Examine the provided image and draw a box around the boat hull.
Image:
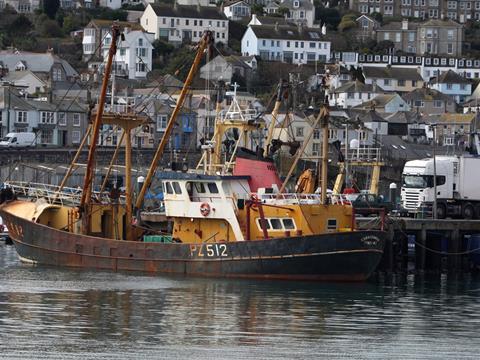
[1,209,385,281]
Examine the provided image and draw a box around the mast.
[135,31,213,210]
[320,101,329,205]
[263,79,287,158]
[80,24,120,212]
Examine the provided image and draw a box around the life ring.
[200,202,211,216]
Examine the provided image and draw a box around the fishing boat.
[0,27,385,281]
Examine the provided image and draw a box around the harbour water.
[1,243,480,359]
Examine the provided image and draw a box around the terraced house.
[141,3,229,45]
[241,24,330,64]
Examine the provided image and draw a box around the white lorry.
[401,156,480,219]
[0,132,36,148]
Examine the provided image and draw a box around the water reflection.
[1,244,480,359]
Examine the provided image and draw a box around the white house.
[102,29,154,80]
[1,70,47,95]
[354,93,412,113]
[329,80,384,109]
[223,0,251,20]
[140,4,229,45]
[199,55,256,82]
[241,24,330,65]
[98,0,122,9]
[430,69,472,104]
[280,0,316,28]
[175,0,217,6]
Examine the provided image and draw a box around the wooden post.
[448,228,460,273]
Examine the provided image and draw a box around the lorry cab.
[0,132,36,148]
[401,157,457,212]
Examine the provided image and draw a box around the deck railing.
[4,181,124,206]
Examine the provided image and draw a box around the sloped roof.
[377,21,419,31]
[249,25,327,41]
[433,113,476,124]
[402,87,452,102]
[151,4,227,20]
[362,66,423,81]
[87,19,144,31]
[281,0,314,10]
[422,19,462,27]
[385,111,419,124]
[253,16,295,26]
[356,109,386,123]
[333,80,383,94]
[432,69,470,84]
[354,94,399,109]
[0,50,78,77]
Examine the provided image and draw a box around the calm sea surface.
[1,242,480,359]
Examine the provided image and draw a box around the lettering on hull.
[190,244,228,258]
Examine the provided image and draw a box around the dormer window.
[294,0,299,7]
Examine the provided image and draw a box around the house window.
[156,115,168,131]
[313,130,320,139]
[414,100,424,107]
[40,129,53,144]
[447,83,453,90]
[41,112,55,124]
[296,127,304,137]
[328,129,337,140]
[136,48,147,57]
[16,111,27,123]
[384,79,391,86]
[433,100,443,108]
[57,112,66,126]
[72,130,81,144]
[136,63,146,72]
[447,43,453,54]
[52,68,62,81]
[398,80,406,86]
[120,48,126,56]
[73,113,81,126]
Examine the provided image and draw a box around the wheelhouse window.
[194,182,206,193]
[256,218,297,232]
[172,182,182,194]
[270,218,282,230]
[166,182,173,194]
[282,218,295,229]
[207,182,219,193]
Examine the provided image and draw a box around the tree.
[370,12,383,24]
[315,7,341,29]
[43,0,60,19]
[338,19,356,32]
[251,4,264,16]
[41,19,63,37]
[152,39,174,57]
[8,15,34,37]
[277,7,289,16]
[374,40,395,52]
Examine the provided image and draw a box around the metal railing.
[256,193,351,206]
[4,181,124,206]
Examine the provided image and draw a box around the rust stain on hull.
[1,208,386,282]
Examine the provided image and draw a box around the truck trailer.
[401,156,480,219]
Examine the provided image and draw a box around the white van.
[0,132,36,148]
